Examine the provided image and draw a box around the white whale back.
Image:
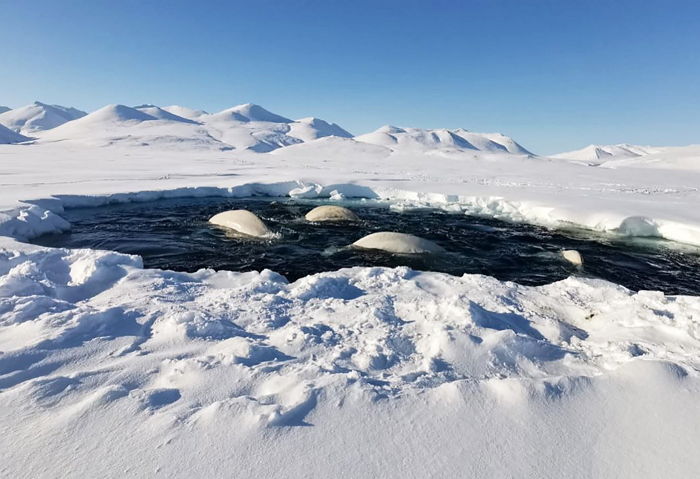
[305,205,360,222]
[209,210,273,238]
[352,232,444,254]
[562,249,583,266]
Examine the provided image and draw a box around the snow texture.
[1,239,699,478]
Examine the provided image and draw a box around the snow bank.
[1,238,699,477]
[2,177,700,249]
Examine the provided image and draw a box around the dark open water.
[31,197,700,295]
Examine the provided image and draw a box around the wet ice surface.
[32,197,700,295]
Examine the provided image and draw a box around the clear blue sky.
[1,0,699,154]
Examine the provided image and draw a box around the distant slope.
[0,106,10,114]
[48,104,157,129]
[552,144,660,164]
[0,101,86,134]
[597,144,700,170]
[0,123,30,144]
[7,101,537,156]
[287,117,352,142]
[355,126,532,155]
[270,135,391,160]
[134,105,199,124]
[207,103,292,124]
[31,102,353,152]
[38,104,228,150]
[162,105,208,119]
[202,104,352,152]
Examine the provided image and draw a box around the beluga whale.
[209,210,275,238]
[352,232,445,254]
[561,249,583,266]
[305,205,360,222]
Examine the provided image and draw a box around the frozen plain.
[1,103,699,478]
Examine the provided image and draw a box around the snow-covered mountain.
[4,100,540,156]
[38,104,228,149]
[284,117,351,142]
[0,106,11,114]
[552,144,660,164]
[162,105,208,120]
[31,102,354,152]
[207,103,292,123]
[202,103,352,152]
[355,126,532,155]
[0,123,30,144]
[134,104,199,124]
[0,101,86,134]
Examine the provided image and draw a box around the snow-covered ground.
[1,102,699,478]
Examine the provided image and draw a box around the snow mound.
[0,123,30,144]
[356,126,532,154]
[162,105,208,119]
[134,105,199,124]
[0,101,86,134]
[552,144,661,164]
[207,103,292,123]
[287,117,353,142]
